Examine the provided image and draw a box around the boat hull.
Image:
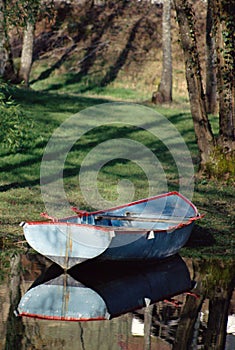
[21,192,201,268]
[23,220,195,268]
[99,223,195,262]
[23,222,115,269]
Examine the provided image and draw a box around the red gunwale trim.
[90,191,198,216]
[18,312,106,321]
[60,192,198,221]
[26,192,201,234]
[25,216,202,235]
[26,221,113,232]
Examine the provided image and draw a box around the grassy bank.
[0,84,234,261]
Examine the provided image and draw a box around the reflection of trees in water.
[4,254,25,350]
[197,259,235,350]
[3,253,49,350]
[134,258,235,350]
[2,254,235,349]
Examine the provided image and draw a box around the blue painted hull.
[99,222,195,261]
[21,192,202,268]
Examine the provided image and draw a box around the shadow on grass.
[185,225,216,248]
[0,119,179,193]
[29,1,162,95]
[0,88,115,192]
[31,1,132,90]
[2,87,192,195]
[30,44,78,86]
[12,87,109,113]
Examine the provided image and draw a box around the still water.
[1,252,234,350]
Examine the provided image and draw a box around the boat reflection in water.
[17,254,193,321]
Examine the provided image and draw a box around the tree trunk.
[5,255,25,350]
[144,304,154,350]
[18,21,35,87]
[172,294,205,350]
[211,0,235,150]
[0,0,15,81]
[204,288,233,350]
[152,0,172,104]
[173,0,214,169]
[205,0,217,114]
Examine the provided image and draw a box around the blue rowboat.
[16,254,193,321]
[21,192,203,269]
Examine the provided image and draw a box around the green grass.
[0,82,234,263]
[30,65,152,101]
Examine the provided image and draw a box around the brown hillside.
[11,0,207,98]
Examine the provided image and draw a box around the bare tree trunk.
[0,0,15,81]
[211,0,235,150]
[18,21,35,87]
[152,0,172,104]
[5,255,25,349]
[204,288,233,350]
[205,0,217,114]
[0,0,7,76]
[201,258,235,350]
[144,304,154,350]
[173,0,214,170]
[172,294,205,350]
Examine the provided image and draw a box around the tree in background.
[152,0,172,104]
[173,0,214,170]
[2,0,54,86]
[173,0,234,177]
[0,0,15,81]
[205,0,217,114]
[16,0,54,86]
[211,0,235,150]
[18,4,38,87]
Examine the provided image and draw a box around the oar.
[94,214,192,224]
